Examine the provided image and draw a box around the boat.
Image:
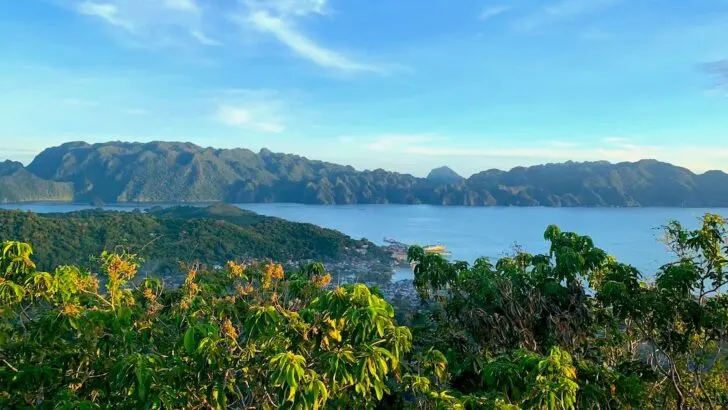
[423,244,446,253]
[423,244,451,257]
[385,238,451,259]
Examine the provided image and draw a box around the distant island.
[0,204,394,284]
[2,140,728,207]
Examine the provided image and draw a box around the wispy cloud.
[344,134,728,173]
[339,134,439,148]
[479,5,512,21]
[602,136,631,144]
[163,0,199,12]
[72,0,218,46]
[545,140,579,148]
[514,0,623,31]
[236,1,383,73]
[702,60,728,90]
[70,0,384,72]
[213,89,290,133]
[243,0,328,16]
[217,105,285,133]
[76,2,132,30]
[190,29,220,45]
[247,11,379,72]
[364,134,443,151]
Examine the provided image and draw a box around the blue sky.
[1,0,727,176]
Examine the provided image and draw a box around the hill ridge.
[3,140,727,207]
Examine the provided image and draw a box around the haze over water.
[2,203,725,280]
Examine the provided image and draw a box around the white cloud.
[703,60,728,90]
[76,2,132,30]
[72,0,217,46]
[190,29,220,45]
[217,106,252,126]
[514,0,623,31]
[365,134,443,151]
[246,11,379,73]
[545,140,579,148]
[479,5,511,21]
[338,134,445,152]
[343,134,728,173]
[70,0,384,70]
[255,122,286,133]
[602,136,631,144]
[216,105,285,133]
[243,0,328,16]
[235,0,382,73]
[163,0,199,12]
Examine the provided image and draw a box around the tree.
[596,214,728,408]
[2,213,727,409]
[0,241,414,409]
[407,214,728,409]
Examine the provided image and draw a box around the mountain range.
[1,140,727,207]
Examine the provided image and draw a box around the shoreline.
[2,201,728,210]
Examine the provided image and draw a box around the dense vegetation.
[0,160,73,203]
[1,140,726,206]
[1,214,726,408]
[0,204,391,283]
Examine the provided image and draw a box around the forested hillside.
[0,204,391,282]
[0,160,73,203]
[1,214,726,408]
[1,140,727,206]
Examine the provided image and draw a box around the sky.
[1,0,727,177]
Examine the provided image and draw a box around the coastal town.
[145,236,439,311]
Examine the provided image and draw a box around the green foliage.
[0,205,390,280]
[408,213,728,409]
[0,243,410,409]
[2,212,728,409]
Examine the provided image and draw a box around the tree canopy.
[0,205,392,284]
[1,213,727,408]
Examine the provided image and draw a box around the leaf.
[183,327,196,354]
[135,359,149,402]
[214,384,226,410]
[376,319,385,337]
[374,383,383,400]
[117,306,132,325]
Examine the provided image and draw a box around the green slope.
[14,140,728,206]
[0,160,73,203]
[0,204,392,282]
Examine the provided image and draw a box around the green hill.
[2,140,725,206]
[0,160,73,203]
[0,204,392,283]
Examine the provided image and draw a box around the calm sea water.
[2,203,726,280]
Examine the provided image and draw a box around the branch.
[1,358,18,372]
[699,280,727,302]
